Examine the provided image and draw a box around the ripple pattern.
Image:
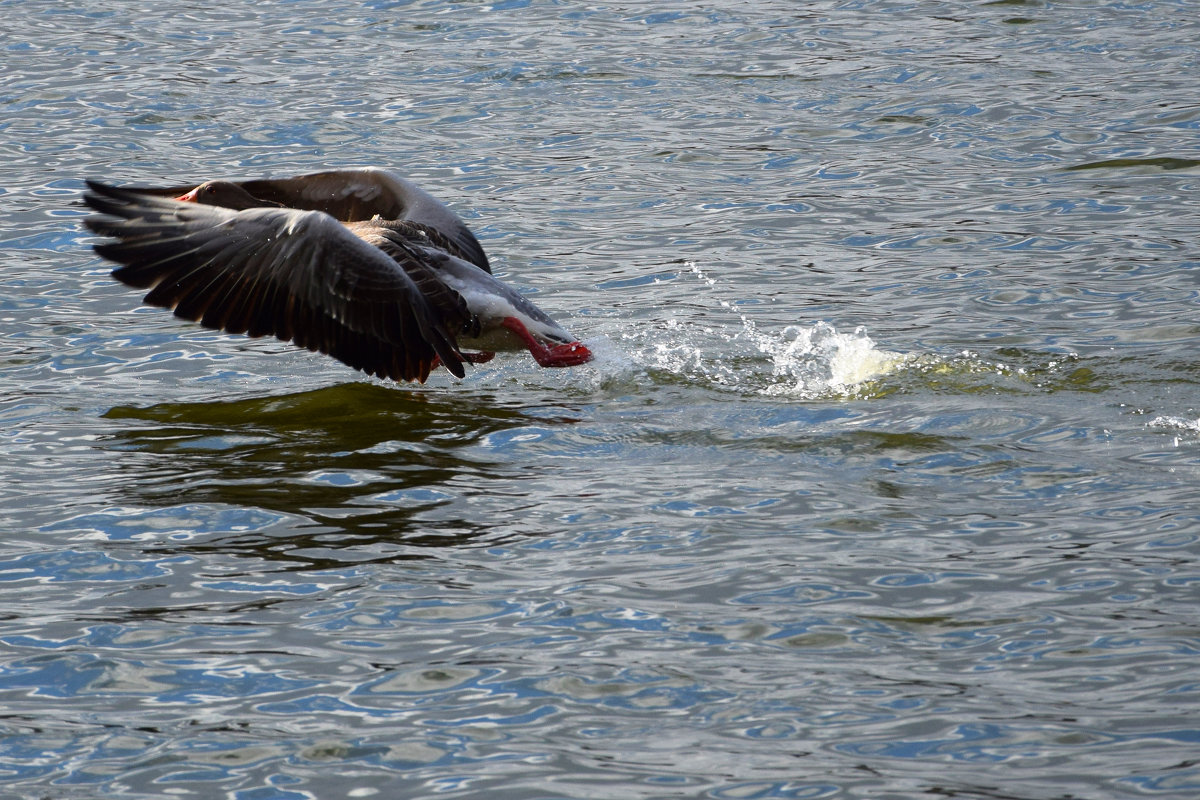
[3,1,1200,798]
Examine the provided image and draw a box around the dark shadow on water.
[99,382,582,569]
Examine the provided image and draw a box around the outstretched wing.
[83,180,470,382]
[120,168,492,274]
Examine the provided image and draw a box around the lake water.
[3,1,1200,798]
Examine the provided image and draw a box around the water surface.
[3,1,1200,798]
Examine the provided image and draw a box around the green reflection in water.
[99,382,583,568]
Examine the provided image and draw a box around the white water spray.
[618,262,907,398]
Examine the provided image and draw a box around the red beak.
[500,317,593,368]
[543,341,592,367]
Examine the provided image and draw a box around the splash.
[618,262,906,398]
[751,320,906,398]
[1149,415,1200,438]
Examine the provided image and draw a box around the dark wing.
[122,168,492,274]
[82,180,470,382]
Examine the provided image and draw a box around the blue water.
[3,1,1200,798]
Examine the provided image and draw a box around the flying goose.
[82,168,592,383]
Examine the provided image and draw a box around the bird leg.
[430,350,494,373]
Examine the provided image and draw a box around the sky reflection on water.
[2,0,1200,798]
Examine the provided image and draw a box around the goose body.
[82,168,591,383]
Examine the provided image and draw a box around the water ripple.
[4,0,1200,798]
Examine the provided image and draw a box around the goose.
[82,168,592,383]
